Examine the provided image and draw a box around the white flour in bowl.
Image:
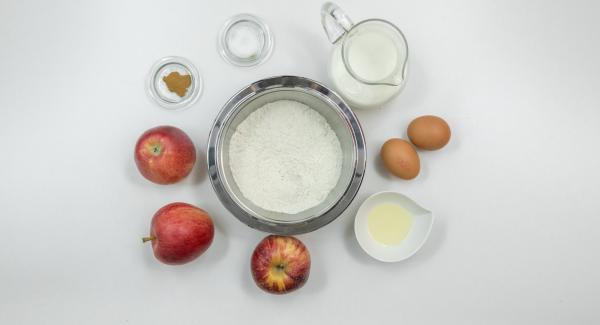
[229,100,343,214]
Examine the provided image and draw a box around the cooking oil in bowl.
[367,203,413,245]
[355,191,433,262]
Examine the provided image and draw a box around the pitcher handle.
[321,2,354,44]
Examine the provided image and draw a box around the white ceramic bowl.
[354,191,434,262]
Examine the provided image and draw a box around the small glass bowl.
[218,14,274,67]
[146,56,202,110]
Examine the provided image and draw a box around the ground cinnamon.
[163,72,191,97]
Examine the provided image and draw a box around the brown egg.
[407,115,451,150]
[380,139,420,179]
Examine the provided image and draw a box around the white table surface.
[1,0,599,324]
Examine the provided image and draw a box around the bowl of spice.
[208,75,366,234]
[147,56,202,110]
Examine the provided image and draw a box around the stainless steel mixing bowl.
[207,76,366,234]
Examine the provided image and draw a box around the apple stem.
[142,236,156,243]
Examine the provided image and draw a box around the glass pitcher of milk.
[321,2,408,109]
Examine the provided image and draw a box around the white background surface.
[1,0,599,324]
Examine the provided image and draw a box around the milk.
[329,25,407,109]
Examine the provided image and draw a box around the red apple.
[143,202,214,265]
[251,235,311,294]
[134,126,196,184]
